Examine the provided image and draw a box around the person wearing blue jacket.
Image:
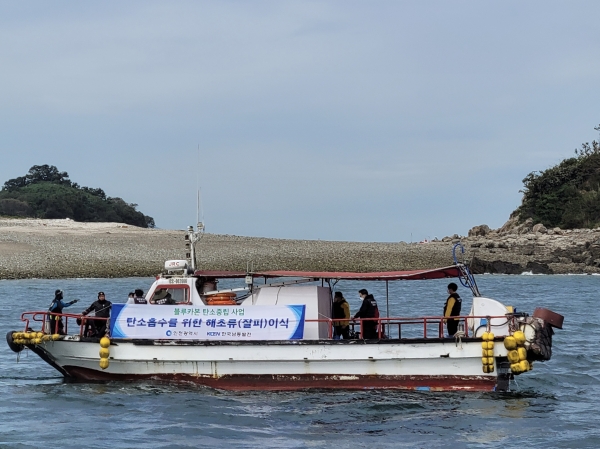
[48,289,78,334]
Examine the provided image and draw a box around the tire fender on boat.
[6,331,24,353]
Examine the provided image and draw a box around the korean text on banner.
[109,304,305,340]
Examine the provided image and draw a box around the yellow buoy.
[42,335,52,341]
[507,350,520,363]
[51,334,61,341]
[481,357,491,365]
[33,338,42,344]
[483,365,493,373]
[99,347,110,358]
[36,332,44,338]
[504,336,517,350]
[519,360,530,372]
[99,358,109,370]
[482,331,490,341]
[486,332,495,341]
[510,363,522,374]
[482,349,494,357]
[100,337,110,348]
[13,332,22,339]
[513,330,526,346]
[517,347,527,361]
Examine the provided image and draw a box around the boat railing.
[20,311,108,337]
[301,314,510,340]
[20,311,510,340]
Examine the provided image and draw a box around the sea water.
[0,275,597,449]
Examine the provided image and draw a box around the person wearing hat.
[81,292,112,337]
[152,289,175,305]
[48,290,79,335]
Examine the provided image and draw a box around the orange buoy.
[206,292,237,305]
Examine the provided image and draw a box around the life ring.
[206,292,237,305]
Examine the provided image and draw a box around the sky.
[1,1,599,242]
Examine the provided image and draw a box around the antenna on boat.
[184,144,205,272]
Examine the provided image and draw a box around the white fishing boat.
[6,226,563,391]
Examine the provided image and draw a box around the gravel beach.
[1,218,597,279]
[0,218,457,279]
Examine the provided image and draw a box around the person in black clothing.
[81,291,112,337]
[353,288,380,339]
[134,289,147,304]
[443,282,462,337]
[48,289,78,334]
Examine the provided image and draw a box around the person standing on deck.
[353,289,379,339]
[48,290,78,334]
[332,292,351,339]
[443,283,462,337]
[81,292,112,337]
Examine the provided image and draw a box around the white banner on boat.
[109,304,306,340]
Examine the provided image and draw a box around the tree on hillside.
[3,164,71,191]
[0,165,155,228]
[517,124,600,229]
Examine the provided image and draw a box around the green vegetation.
[0,165,155,228]
[517,125,600,229]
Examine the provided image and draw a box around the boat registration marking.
[168,278,188,284]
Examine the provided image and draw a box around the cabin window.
[150,286,190,305]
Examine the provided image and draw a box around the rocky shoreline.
[0,218,595,279]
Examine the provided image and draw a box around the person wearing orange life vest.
[443,283,462,337]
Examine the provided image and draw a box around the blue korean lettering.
[279,318,289,328]
[127,317,136,327]
[216,319,226,327]
[206,319,216,328]
[168,318,177,327]
[148,318,157,328]
[193,318,202,328]
[182,318,191,327]
[242,319,252,329]
[227,319,237,328]
[157,318,167,327]
[137,318,147,327]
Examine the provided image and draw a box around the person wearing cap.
[443,283,462,337]
[81,292,112,337]
[48,289,79,335]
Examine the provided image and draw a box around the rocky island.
[1,126,600,279]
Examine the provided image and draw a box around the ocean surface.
[0,275,596,449]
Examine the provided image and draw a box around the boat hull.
[29,338,502,392]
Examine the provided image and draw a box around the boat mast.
[186,222,204,272]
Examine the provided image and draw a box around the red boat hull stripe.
[63,366,496,391]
